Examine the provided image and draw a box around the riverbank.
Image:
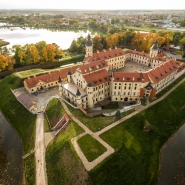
[0,74,36,184]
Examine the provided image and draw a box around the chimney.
[109,48,111,50]
[115,46,117,49]
[103,49,106,52]
[123,76,124,81]
[133,76,135,81]
[97,50,99,53]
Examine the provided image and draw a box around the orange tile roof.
[147,60,178,84]
[83,69,110,86]
[113,72,150,83]
[77,60,107,74]
[24,66,77,88]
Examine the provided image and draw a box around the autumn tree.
[0,54,8,71]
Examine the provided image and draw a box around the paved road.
[35,113,48,185]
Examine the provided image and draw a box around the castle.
[24,34,185,109]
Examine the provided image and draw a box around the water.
[158,124,185,185]
[0,26,92,49]
[0,111,23,185]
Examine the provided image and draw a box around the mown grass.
[89,81,185,185]
[46,121,86,185]
[0,74,36,184]
[77,134,107,162]
[66,103,135,132]
[102,102,119,109]
[45,98,65,128]
[19,69,44,77]
[24,154,35,185]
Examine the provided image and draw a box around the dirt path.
[35,113,48,185]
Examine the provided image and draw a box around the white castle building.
[24,34,185,109]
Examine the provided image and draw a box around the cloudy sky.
[0,0,184,10]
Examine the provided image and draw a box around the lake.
[0,111,23,185]
[0,26,93,49]
[158,123,185,185]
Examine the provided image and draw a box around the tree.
[0,54,8,70]
[180,38,185,58]
[115,110,121,120]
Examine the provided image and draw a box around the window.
[114,92,116,95]
[128,92,130,95]
[118,92,120,95]
[133,92,136,95]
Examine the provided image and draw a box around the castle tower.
[67,70,72,83]
[76,88,82,107]
[150,40,159,58]
[85,34,93,58]
[58,76,63,96]
[86,82,94,108]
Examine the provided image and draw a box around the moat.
[0,112,23,185]
[158,123,185,185]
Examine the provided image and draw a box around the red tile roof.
[24,66,77,88]
[77,60,107,74]
[147,60,178,84]
[83,69,110,86]
[113,72,150,83]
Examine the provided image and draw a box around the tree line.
[0,41,63,71]
[69,30,185,56]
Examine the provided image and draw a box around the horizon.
[0,0,184,10]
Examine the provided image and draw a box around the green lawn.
[77,134,107,162]
[102,102,119,109]
[124,26,167,32]
[46,121,86,185]
[45,98,65,128]
[89,81,185,185]
[66,103,135,132]
[18,69,44,77]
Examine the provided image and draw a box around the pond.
[158,123,185,185]
[0,26,93,49]
[0,111,23,185]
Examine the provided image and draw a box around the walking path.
[35,113,48,185]
[60,100,114,171]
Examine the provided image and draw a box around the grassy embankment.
[0,74,36,184]
[66,103,135,132]
[88,81,185,185]
[45,98,65,129]
[45,98,87,185]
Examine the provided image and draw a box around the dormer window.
[127,77,130,80]
[156,76,159,80]
[116,77,119,80]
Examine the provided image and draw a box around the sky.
[0,0,184,10]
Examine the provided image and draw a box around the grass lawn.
[140,98,147,106]
[89,81,185,185]
[45,98,65,128]
[66,103,135,132]
[124,26,166,32]
[77,134,107,162]
[102,102,119,109]
[18,69,44,77]
[0,74,36,184]
[46,121,86,185]
[24,154,35,185]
